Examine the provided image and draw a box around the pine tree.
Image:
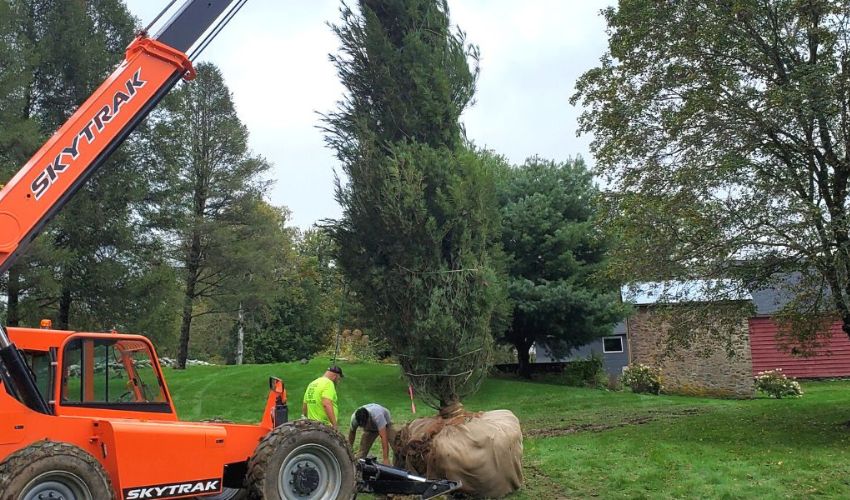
[325,0,502,409]
[1,0,159,333]
[34,0,140,331]
[493,155,626,378]
[0,0,47,326]
[144,63,271,369]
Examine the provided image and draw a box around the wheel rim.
[278,443,342,500]
[20,471,93,500]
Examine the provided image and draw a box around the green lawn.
[164,358,850,499]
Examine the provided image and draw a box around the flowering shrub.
[755,369,803,399]
[621,363,662,394]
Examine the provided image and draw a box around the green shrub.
[621,363,662,394]
[492,344,518,365]
[562,354,607,388]
[755,369,803,399]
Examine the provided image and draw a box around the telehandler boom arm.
[0,0,244,414]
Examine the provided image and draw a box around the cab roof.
[7,327,148,351]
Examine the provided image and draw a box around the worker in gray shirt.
[348,403,396,464]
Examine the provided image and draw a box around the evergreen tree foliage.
[0,0,172,337]
[144,63,272,369]
[0,0,41,326]
[0,1,38,173]
[325,0,501,408]
[493,154,626,378]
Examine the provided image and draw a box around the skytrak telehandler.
[0,1,460,499]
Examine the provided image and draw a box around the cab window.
[61,337,169,411]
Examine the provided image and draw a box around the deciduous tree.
[573,0,850,346]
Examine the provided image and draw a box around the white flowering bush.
[621,363,662,395]
[755,369,803,399]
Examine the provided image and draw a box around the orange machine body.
[0,327,284,499]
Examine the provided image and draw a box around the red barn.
[749,318,850,378]
[749,282,850,378]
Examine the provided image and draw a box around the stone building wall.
[628,306,755,398]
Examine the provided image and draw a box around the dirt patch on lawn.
[526,407,704,438]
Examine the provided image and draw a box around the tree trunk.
[235,301,244,365]
[515,339,532,379]
[438,400,464,418]
[58,286,72,330]
[177,231,202,370]
[6,266,20,326]
[176,291,194,370]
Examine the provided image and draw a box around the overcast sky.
[124,0,614,228]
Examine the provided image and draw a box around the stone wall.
[628,306,754,398]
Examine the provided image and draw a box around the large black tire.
[246,420,356,500]
[197,487,248,500]
[0,440,113,500]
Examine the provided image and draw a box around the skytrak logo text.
[30,68,147,200]
[123,479,221,499]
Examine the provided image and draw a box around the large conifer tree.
[325,0,501,409]
[145,63,271,369]
[0,0,170,336]
[494,156,626,378]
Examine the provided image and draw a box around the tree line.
[0,1,345,369]
[1,0,625,390]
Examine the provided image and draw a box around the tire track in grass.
[169,367,223,420]
[525,407,704,438]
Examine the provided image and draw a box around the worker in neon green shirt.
[302,366,343,429]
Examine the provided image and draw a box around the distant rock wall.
[628,306,755,398]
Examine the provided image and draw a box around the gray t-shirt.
[350,403,391,432]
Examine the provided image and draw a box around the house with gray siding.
[533,320,630,377]
[533,280,750,378]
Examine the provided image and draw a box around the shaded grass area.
[164,358,850,499]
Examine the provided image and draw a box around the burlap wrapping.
[394,409,523,498]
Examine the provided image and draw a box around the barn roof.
[749,272,802,315]
[622,279,752,305]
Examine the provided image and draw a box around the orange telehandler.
[0,1,460,498]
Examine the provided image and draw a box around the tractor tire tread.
[0,440,114,500]
[246,419,355,500]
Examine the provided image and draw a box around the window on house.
[602,336,624,353]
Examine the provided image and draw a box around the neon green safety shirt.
[303,376,338,425]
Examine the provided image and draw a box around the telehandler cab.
[0,1,461,498]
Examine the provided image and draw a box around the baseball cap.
[328,365,344,378]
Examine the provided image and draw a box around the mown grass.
[164,358,850,499]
